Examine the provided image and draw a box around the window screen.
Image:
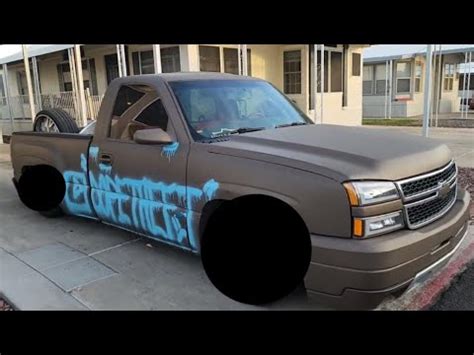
[375,64,388,95]
[224,48,239,74]
[284,50,302,94]
[363,65,373,95]
[161,46,181,73]
[199,46,221,72]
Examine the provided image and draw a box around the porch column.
[320,45,325,123]
[120,45,128,76]
[116,45,123,77]
[2,64,14,132]
[22,45,36,122]
[68,48,80,117]
[464,52,472,119]
[31,56,42,111]
[74,45,88,127]
[422,45,433,137]
[242,45,248,76]
[153,45,162,74]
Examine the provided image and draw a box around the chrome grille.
[398,161,456,201]
[396,160,458,229]
[405,187,456,227]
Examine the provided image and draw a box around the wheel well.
[17,165,66,211]
[200,194,309,244]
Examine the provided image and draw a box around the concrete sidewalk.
[0,132,472,310]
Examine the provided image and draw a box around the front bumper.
[304,188,471,310]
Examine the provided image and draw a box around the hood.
[208,124,452,182]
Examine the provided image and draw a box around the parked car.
[10,73,470,309]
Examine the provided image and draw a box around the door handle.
[99,153,113,165]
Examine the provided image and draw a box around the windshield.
[169,80,312,140]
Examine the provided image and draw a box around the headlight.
[343,181,400,206]
[353,211,405,238]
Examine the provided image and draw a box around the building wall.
[2,44,365,126]
[363,53,463,118]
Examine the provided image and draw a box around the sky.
[0,45,22,58]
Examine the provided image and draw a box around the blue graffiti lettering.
[161,142,180,161]
[61,145,218,251]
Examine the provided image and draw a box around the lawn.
[362,118,422,127]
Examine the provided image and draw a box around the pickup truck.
[10,73,471,309]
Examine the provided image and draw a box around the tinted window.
[135,99,169,131]
[112,86,145,116]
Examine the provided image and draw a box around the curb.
[378,234,474,310]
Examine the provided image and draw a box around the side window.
[134,99,169,131]
[112,86,145,117]
[109,85,169,141]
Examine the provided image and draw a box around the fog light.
[354,211,404,238]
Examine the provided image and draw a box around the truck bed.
[10,131,93,183]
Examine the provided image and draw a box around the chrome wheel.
[35,114,59,133]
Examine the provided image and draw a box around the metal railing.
[0,91,104,124]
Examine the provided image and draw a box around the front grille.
[396,160,458,229]
[406,187,456,227]
[400,161,456,199]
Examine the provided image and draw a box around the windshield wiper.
[275,122,308,129]
[229,127,265,134]
[212,127,265,138]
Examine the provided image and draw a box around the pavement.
[0,126,473,310]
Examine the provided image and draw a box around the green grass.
[362,118,421,127]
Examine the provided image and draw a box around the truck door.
[88,83,193,250]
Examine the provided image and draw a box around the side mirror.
[133,128,173,145]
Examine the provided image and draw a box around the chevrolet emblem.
[438,182,451,198]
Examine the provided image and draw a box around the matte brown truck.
[10,73,471,309]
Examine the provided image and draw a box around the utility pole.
[422,45,433,137]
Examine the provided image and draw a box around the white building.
[0,44,368,137]
[362,45,474,118]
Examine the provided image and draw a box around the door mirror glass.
[133,128,173,145]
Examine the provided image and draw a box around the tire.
[33,109,80,133]
[201,196,311,305]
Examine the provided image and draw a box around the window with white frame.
[375,64,388,95]
[199,46,221,72]
[415,62,423,92]
[444,63,455,91]
[363,65,373,95]
[396,61,411,94]
[283,50,302,94]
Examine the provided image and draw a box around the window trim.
[107,84,174,142]
[414,61,423,93]
[395,60,412,95]
[283,49,302,95]
[443,63,455,92]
